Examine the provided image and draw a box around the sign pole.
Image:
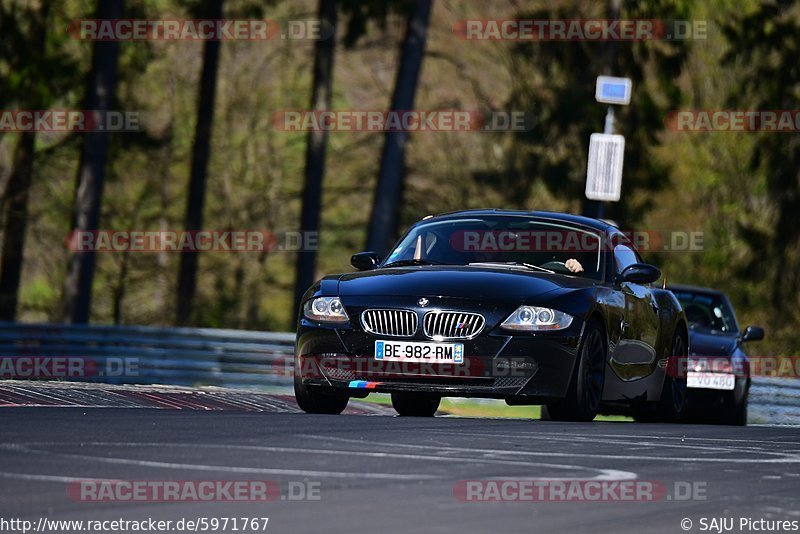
[584,76,630,219]
[604,106,615,135]
[594,107,617,219]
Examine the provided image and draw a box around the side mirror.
[351,251,380,271]
[741,325,764,342]
[618,263,661,285]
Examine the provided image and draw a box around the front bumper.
[683,355,750,411]
[296,302,583,402]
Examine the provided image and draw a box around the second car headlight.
[303,297,349,323]
[501,305,573,331]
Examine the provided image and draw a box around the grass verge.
[359,394,633,422]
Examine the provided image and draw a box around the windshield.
[673,290,739,334]
[383,216,604,280]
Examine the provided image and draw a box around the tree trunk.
[293,0,338,323]
[0,132,35,320]
[175,0,224,326]
[63,0,124,324]
[0,3,50,321]
[365,0,433,256]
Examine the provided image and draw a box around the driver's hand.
[565,258,584,273]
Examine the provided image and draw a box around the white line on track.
[0,472,115,484]
[420,430,791,457]
[302,435,800,464]
[0,442,637,482]
[0,444,436,480]
[464,430,800,446]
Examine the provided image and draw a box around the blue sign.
[595,76,632,105]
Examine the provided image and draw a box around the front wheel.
[294,360,349,414]
[391,392,440,417]
[722,391,748,426]
[658,330,690,423]
[546,320,606,422]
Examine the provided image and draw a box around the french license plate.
[374,340,464,364]
[686,371,735,390]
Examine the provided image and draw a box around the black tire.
[294,361,349,415]
[391,392,440,417]
[658,329,690,423]
[722,391,748,426]
[546,319,606,422]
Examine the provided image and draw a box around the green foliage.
[501,0,689,221]
[1,0,798,359]
[718,0,800,351]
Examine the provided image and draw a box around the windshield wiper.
[383,259,445,268]
[468,261,555,274]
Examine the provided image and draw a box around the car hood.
[336,265,597,301]
[689,330,739,357]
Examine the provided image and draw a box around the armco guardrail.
[1,322,799,424]
[749,376,800,425]
[0,322,294,388]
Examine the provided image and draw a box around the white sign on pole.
[585,133,625,202]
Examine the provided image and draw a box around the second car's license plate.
[687,371,735,390]
[375,340,464,364]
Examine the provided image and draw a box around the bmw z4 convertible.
[294,210,690,422]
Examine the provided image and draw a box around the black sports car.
[667,284,764,425]
[294,210,689,422]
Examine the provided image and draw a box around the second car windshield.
[383,216,604,280]
[673,291,739,334]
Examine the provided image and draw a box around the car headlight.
[303,297,349,323]
[501,305,573,332]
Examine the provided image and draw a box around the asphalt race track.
[1,385,800,534]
